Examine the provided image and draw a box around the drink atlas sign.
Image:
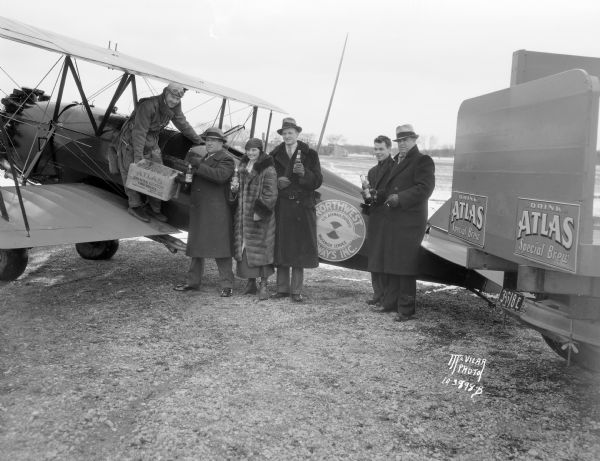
[514,198,580,272]
[448,191,488,247]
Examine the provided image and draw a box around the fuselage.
[2,95,378,270]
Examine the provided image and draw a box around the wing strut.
[21,123,57,184]
[64,57,98,134]
[97,73,132,134]
[249,106,258,138]
[0,190,7,221]
[0,122,30,235]
[264,110,273,151]
[218,98,227,128]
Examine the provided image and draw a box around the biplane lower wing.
[0,183,180,249]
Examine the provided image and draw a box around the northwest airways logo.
[316,200,366,262]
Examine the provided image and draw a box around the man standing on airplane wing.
[113,82,202,223]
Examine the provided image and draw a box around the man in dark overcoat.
[270,118,323,302]
[174,127,235,297]
[361,135,395,307]
[368,124,435,321]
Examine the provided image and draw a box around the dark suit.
[364,155,395,303]
[366,145,435,315]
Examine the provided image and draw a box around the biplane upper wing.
[0,183,180,249]
[0,16,285,113]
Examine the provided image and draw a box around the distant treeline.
[343,144,456,158]
[342,146,600,160]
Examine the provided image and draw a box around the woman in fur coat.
[231,138,278,300]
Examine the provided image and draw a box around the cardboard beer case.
[125,159,180,201]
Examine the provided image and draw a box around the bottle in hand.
[360,174,372,202]
[230,165,239,191]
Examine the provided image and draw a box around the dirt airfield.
[1,239,599,460]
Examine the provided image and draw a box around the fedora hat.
[201,127,227,143]
[393,124,419,141]
[165,82,186,99]
[277,117,303,135]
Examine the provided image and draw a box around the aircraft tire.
[542,334,600,372]
[0,248,29,281]
[75,240,119,260]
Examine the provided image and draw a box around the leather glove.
[278,177,291,189]
[292,162,305,176]
[385,193,400,208]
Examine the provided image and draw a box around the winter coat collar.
[393,144,419,164]
[239,152,274,175]
[272,140,309,162]
[204,148,228,165]
[137,94,176,119]
[382,145,421,187]
[373,155,395,189]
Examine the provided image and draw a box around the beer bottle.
[185,164,193,184]
[360,174,372,201]
[230,165,239,191]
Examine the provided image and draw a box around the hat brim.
[393,134,419,142]
[277,126,302,135]
[164,88,184,99]
[201,136,226,142]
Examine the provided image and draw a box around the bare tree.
[326,133,346,146]
[298,132,317,147]
[264,132,282,152]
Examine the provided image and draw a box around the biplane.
[1,17,599,370]
[0,15,466,287]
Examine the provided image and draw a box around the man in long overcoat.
[270,118,322,302]
[174,127,235,297]
[361,135,395,306]
[368,124,435,321]
[113,82,202,222]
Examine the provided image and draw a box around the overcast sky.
[2,0,600,148]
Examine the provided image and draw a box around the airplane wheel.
[0,248,29,281]
[75,240,119,260]
[542,334,600,372]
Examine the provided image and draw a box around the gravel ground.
[1,239,599,460]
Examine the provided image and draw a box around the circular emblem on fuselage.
[316,199,366,262]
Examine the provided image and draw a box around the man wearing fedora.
[369,124,435,321]
[174,127,236,297]
[113,82,203,223]
[270,117,323,302]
